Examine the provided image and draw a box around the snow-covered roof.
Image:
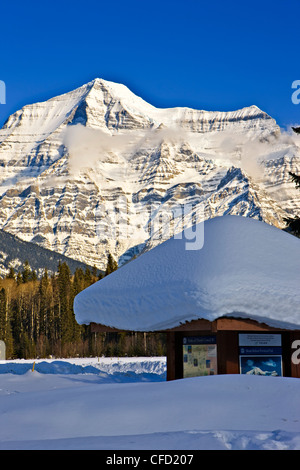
[74,216,300,331]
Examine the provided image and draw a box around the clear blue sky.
[0,0,299,129]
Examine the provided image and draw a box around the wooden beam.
[90,317,300,334]
[90,322,124,333]
[216,317,286,332]
[164,318,212,332]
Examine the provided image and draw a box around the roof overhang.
[90,316,298,334]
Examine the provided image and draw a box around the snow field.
[0,356,299,450]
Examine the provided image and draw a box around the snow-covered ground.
[0,356,299,450]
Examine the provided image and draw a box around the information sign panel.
[239,333,282,376]
[183,336,217,377]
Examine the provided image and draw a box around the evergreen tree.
[84,267,92,285]
[16,272,22,286]
[57,262,81,350]
[22,260,31,283]
[0,288,7,339]
[57,262,73,345]
[284,127,300,236]
[30,269,37,281]
[4,317,14,358]
[10,291,23,357]
[38,269,52,345]
[73,267,85,296]
[284,201,300,236]
[291,126,300,134]
[92,265,97,278]
[289,171,300,188]
[105,253,118,276]
[6,266,16,280]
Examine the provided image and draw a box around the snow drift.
[0,357,299,450]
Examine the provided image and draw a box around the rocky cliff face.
[0,78,299,269]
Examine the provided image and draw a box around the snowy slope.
[0,357,299,450]
[0,78,299,271]
[74,215,300,331]
[0,227,98,277]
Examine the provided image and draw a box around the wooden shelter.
[90,317,300,380]
[74,216,300,380]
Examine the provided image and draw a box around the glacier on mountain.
[0,78,299,270]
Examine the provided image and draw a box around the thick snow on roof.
[74,216,300,331]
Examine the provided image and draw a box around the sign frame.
[183,335,217,378]
[238,333,283,376]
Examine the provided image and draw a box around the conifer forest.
[0,256,166,359]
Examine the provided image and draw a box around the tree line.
[0,254,166,359]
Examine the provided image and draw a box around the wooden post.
[166,332,176,381]
[217,331,239,374]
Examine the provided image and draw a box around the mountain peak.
[0,78,297,271]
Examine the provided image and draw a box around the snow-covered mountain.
[0,228,99,278]
[0,78,299,269]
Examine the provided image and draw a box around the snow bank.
[74,216,300,331]
[0,357,299,450]
[0,357,166,382]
